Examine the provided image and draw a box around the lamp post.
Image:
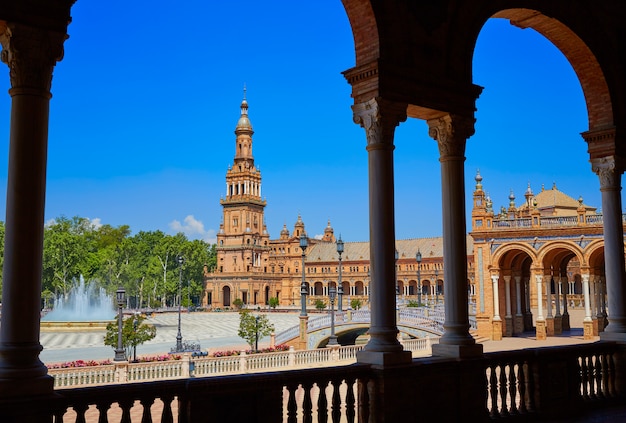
[300,234,308,317]
[114,287,126,361]
[254,314,260,352]
[416,249,422,306]
[133,313,138,362]
[336,236,344,312]
[176,255,185,352]
[395,249,399,306]
[328,286,338,346]
[435,268,439,305]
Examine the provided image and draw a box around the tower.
[210,92,271,306]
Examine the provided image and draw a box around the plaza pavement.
[41,307,598,364]
[40,310,301,364]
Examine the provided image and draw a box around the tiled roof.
[306,235,474,262]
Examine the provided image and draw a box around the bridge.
[276,305,473,349]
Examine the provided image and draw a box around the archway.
[223,285,231,307]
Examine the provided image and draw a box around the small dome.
[280,224,289,236]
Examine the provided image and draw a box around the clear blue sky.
[0,2,603,244]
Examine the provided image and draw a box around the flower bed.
[211,344,289,357]
[47,354,182,369]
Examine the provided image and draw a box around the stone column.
[428,114,482,357]
[491,275,502,341]
[503,276,512,337]
[554,275,562,335]
[592,157,626,341]
[352,98,411,366]
[514,275,524,334]
[536,274,546,340]
[0,22,69,398]
[561,276,570,331]
[545,274,554,336]
[582,273,594,340]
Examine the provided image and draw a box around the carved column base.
[584,320,595,340]
[432,343,483,359]
[523,312,534,332]
[546,317,555,336]
[561,312,570,331]
[492,318,503,341]
[536,319,547,340]
[357,350,412,367]
[504,316,513,337]
[553,316,562,335]
[592,318,599,336]
[514,315,524,335]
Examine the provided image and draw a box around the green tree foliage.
[350,298,362,310]
[268,297,279,309]
[0,215,219,310]
[315,299,327,310]
[237,310,274,351]
[104,314,157,359]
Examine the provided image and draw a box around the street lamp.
[114,287,126,361]
[395,249,399,305]
[254,314,260,352]
[133,313,139,362]
[416,249,422,306]
[300,234,308,317]
[176,254,185,352]
[336,236,344,312]
[328,286,338,346]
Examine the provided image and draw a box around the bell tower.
[215,90,270,274]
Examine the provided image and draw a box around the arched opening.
[223,285,231,307]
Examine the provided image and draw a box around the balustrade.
[6,342,619,422]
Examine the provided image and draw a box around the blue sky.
[0,2,603,244]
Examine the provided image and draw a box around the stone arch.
[490,8,613,130]
[491,242,538,268]
[536,241,585,270]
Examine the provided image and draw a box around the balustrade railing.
[481,213,626,231]
[3,342,621,422]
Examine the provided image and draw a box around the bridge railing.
[48,339,440,389]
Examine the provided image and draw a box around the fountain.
[41,276,116,331]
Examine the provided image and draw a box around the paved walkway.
[40,310,300,363]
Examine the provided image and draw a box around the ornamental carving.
[0,23,67,95]
[426,114,475,159]
[591,156,622,190]
[352,98,407,147]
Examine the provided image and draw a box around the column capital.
[591,156,624,190]
[490,274,499,284]
[535,274,543,284]
[0,22,68,97]
[352,97,407,147]
[426,114,475,159]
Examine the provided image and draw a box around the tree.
[104,314,156,359]
[315,299,327,311]
[350,298,362,310]
[268,297,279,310]
[237,310,274,351]
[232,298,244,310]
